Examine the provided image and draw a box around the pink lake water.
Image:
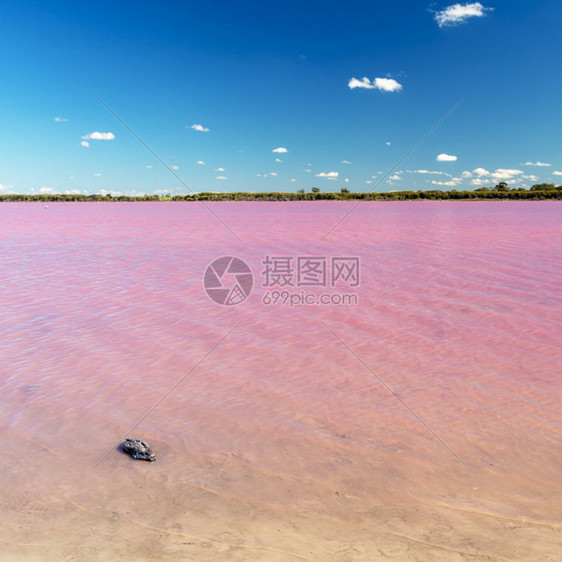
[0,201,561,561]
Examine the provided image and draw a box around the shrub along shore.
[1,184,561,202]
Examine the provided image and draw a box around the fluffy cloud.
[348,77,402,92]
[341,160,352,164]
[522,161,551,167]
[473,167,489,176]
[269,172,279,176]
[273,147,288,153]
[490,169,524,180]
[216,176,227,180]
[275,158,283,163]
[521,174,539,181]
[389,174,403,181]
[82,131,115,140]
[316,171,339,179]
[197,160,206,165]
[432,180,459,187]
[407,169,444,175]
[54,116,68,122]
[437,153,457,162]
[386,141,391,146]
[434,3,492,28]
[191,124,209,132]
[471,178,489,186]
[215,167,225,172]
[146,165,153,168]
[553,171,562,176]
[171,165,179,170]
[80,141,90,148]
[40,187,54,193]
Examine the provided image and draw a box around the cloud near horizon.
[434,3,492,28]
[490,168,524,180]
[316,171,339,179]
[522,161,551,167]
[348,77,402,92]
[81,131,115,141]
[473,167,489,176]
[437,153,457,162]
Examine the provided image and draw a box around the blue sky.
[2,1,561,195]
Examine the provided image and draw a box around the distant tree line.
[1,183,561,202]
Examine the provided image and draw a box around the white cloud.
[171,165,179,170]
[216,176,227,180]
[490,168,524,180]
[269,172,278,176]
[389,174,403,181]
[191,124,210,132]
[407,169,444,175]
[146,165,153,168]
[82,131,115,140]
[437,153,457,162]
[275,158,283,162]
[386,141,391,146]
[473,167,489,176]
[215,167,225,172]
[80,141,90,148]
[521,174,539,181]
[54,116,68,122]
[197,160,206,165]
[461,170,472,178]
[316,171,339,179]
[273,147,288,153]
[341,160,352,164]
[348,77,402,92]
[344,178,349,183]
[434,3,492,28]
[304,169,312,173]
[432,179,459,186]
[93,173,101,177]
[471,178,489,186]
[553,171,562,176]
[522,161,551,167]
[291,179,296,182]
[40,187,54,193]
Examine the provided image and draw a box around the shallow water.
[0,201,561,560]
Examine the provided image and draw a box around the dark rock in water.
[121,438,156,461]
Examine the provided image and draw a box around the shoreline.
[1,188,561,203]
